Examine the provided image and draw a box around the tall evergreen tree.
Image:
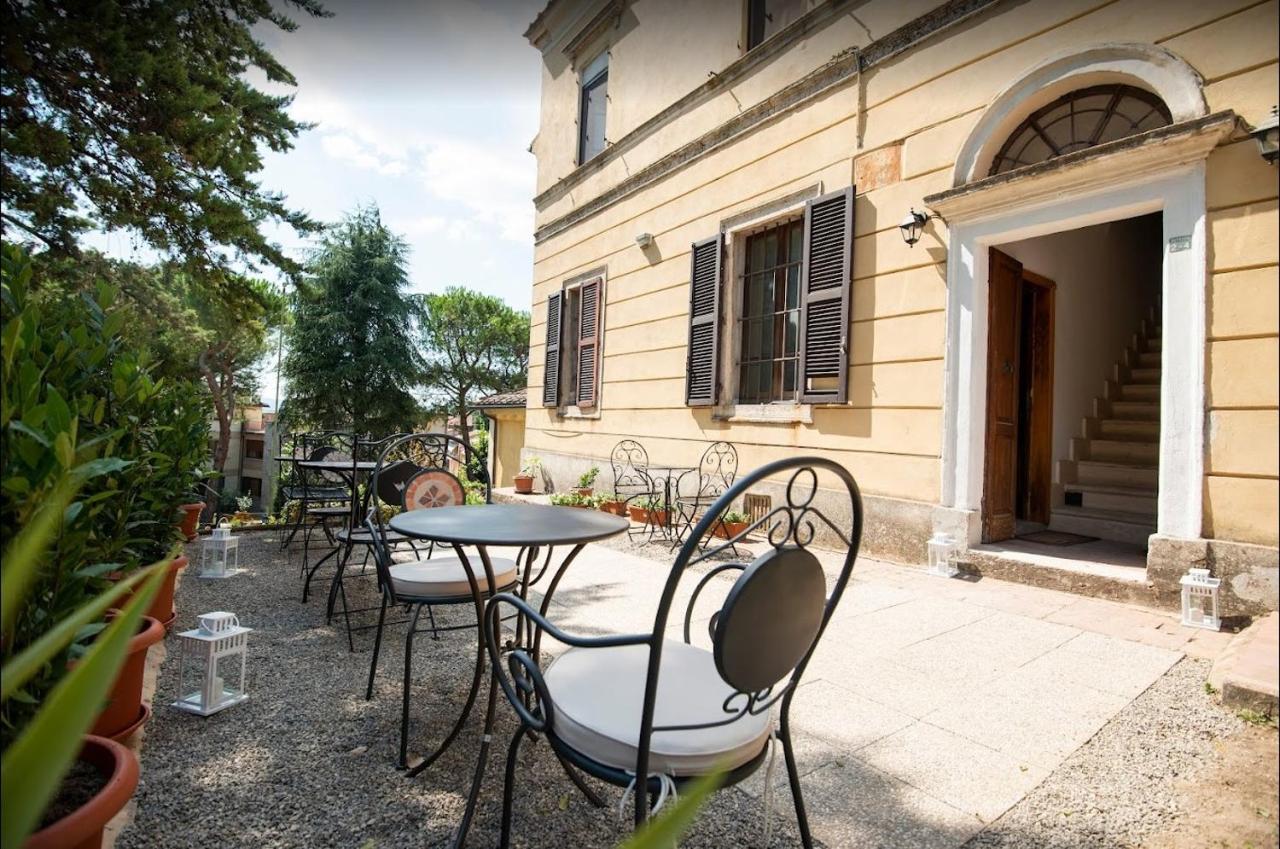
[283,206,421,435]
[1,0,326,277]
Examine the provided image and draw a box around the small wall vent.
[743,493,771,525]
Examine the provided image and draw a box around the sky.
[90,0,546,408]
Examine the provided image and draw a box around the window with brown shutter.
[797,186,853,403]
[542,291,562,407]
[544,276,605,411]
[685,234,723,406]
[576,277,603,408]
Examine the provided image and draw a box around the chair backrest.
[364,433,488,584]
[634,456,863,780]
[299,431,355,492]
[693,440,738,500]
[610,439,651,494]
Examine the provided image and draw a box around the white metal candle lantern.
[927,532,962,578]
[1180,568,1222,631]
[200,521,239,578]
[172,612,251,716]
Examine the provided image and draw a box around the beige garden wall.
[524,0,1280,556]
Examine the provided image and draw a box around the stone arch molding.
[952,44,1208,186]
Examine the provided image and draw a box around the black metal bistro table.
[644,464,697,542]
[295,458,378,605]
[388,503,629,847]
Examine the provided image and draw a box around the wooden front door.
[983,248,1023,542]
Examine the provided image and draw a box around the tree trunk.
[456,390,471,454]
[199,347,233,477]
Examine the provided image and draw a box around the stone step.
[1120,382,1160,402]
[1063,482,1157,517]
[1100,419,1160,441]
[1109,400,1160,421]
[1147,337,1162,351]
[1136,351,1161,368]
[1209,612,1279,715]
[1088,438,1159,464]
[1127,367,1161,385]
[1050,505,1156,545]
[1071,459,1159,489]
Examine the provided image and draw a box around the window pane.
[579,70,608,162]
[783,359,796,393]
[785,310,798,353]
[785,262,800,310]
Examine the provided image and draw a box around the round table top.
[388,503,630,547]
[296,459,378,472]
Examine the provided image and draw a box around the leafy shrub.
[1,245,210,746]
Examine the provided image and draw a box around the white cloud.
[319,133,407,176]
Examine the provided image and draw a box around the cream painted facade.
[521,0,1279,613]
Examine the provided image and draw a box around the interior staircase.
[1052,304,1161,545]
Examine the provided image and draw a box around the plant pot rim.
[24,735,140,849]
[120,614,165,655]
[179,501,205,511]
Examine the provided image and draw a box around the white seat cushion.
[389,556,517,597]
[544,641,771,776]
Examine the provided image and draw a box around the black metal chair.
[277,430,353,550]
[295,431,359,587]
[362,432,525,772]
[609,439,659,540]
[484,456,863,848]
[670,441,739,551]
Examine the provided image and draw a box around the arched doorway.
[928,44,1233,575]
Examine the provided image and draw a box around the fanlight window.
[990,84,1172,176]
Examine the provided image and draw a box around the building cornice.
[533,0,1000,244]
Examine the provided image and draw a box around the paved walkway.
[537,539,1233,848]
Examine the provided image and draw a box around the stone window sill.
[557,406,601,420]
[712,403,812,424]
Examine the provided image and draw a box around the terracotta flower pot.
[713,521,749,539]
[513,474,534,494]
[25,735,139,849]
[599,500,625,515]
[121,555,187,630]
[176,502,204,541]
[627,504,647,523]
[90,614,164,742]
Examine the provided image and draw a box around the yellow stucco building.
[519,0,1279,615]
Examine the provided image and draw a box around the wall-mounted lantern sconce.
[899,208,930,247]
[635,232,654,248]
[1251,107,1279,165]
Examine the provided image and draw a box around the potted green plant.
[596,491,625,515]
[233,493,254,523]
[549,492,580,508]
[714,510,751,539]
[628,496,667,527]
[574,465,600,498]
[514,456,541,495]
[1,243,174,849]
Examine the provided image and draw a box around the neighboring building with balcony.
[521,0,1278,615]
[210,403,278,512]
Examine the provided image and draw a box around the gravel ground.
[964,656,1246,849]
[118,532,807,849]
[120,531,1250,849]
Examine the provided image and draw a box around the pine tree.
[282,206,422,436]
[1,0,327,277]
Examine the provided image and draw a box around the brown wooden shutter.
[685,234,723,406]
[798,186,854,404]
[542,291,562,407]
[577,277,603,408]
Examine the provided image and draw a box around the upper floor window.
[542,274,604,411]
[990,84,1171,176]
[578,51,609,164]
[746,0,805,50]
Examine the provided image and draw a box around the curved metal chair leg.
[426,604,440,640]
[399,604,424,770]
[302,542,339,603]
[780,716,814,849]
[405,622,488,777]
[326,538,355,623]
[365,593,389,700]
[556,752,607,808]
[498,726,529,849]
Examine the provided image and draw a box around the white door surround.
[931,163,1208,547]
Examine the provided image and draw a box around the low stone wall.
[1148,535,1279,621]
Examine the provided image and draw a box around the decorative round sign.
[402,470,465,511]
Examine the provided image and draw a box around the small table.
[295,459,378,605]
[644,465,697,542]
[389,504,629,846]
